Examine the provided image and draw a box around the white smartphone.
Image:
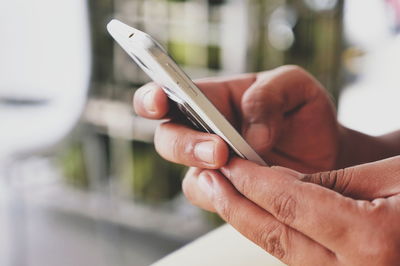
[107,19,267,166]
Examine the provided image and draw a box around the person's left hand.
[184,156,400,265]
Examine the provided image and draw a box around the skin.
[133,65,400,265]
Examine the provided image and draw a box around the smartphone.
[107,19,267,166]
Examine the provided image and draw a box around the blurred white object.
[0,0,90,158]
[338,0,400,136]
[339,36,400,136]
[152,224,285,266]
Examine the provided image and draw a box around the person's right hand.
[185,155,400,265]
[134,65,340,173]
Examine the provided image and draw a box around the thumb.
[241,66,319,154]
[301,156,400,200]
[241,78,283,154]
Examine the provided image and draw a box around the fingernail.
[198,172,214,197]
[143,89,156,113]
[194,141,215,165]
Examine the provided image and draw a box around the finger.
[221,157,362,252]
[154,122,229,168]
[181,167,216,212]
[133,82,169,119]
[241,65,333,154]
[188,73,257,128]
[301,156,400,200]
[197,169,337,265]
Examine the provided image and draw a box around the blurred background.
[0,0,399,265]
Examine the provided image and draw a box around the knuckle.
[362,199,389,221]
[254,224,288,260]
[242,83,283,119]
[337,167,354,194]
[236,173,254,197]
[214,195,234,222]
[278,64,305,75]
[276,65,321,95]
[272,192,297,224]
[302,169,346,191]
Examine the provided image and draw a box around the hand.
[134,65,340,173]
[185,156,400,265]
